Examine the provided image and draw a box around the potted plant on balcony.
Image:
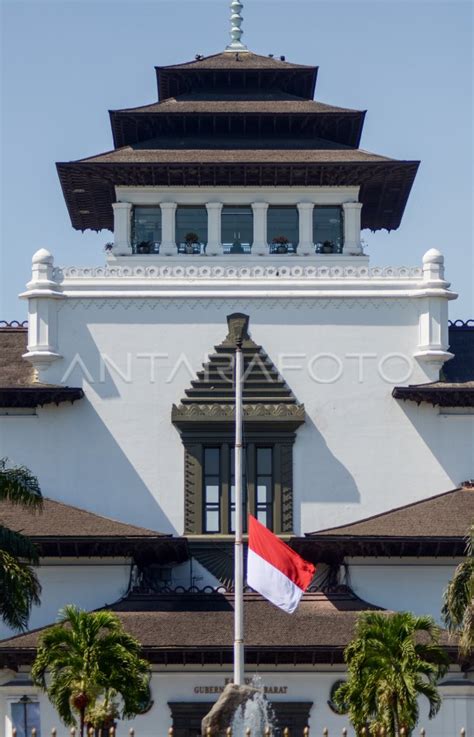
[272,235,290,254]
[322,240,335,254]
[184,232,200,254]
[136,241,152,254]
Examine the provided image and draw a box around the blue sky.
[1,0,472,319]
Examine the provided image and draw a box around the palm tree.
[334,611,449,736]
[32,605,151,737]
[442,523,474,657]
[0,457,43,630]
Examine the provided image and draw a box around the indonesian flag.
[247,515,316,614]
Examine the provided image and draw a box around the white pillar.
[206,202,223,256]
[20,249,63,374]
[297,202,314,256]
[415,249,454,374]
[343,201,363,255]
[160,202,177,256]
[252,202,268,256]
[112,202,132,256]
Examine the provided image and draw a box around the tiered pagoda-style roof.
[57,49,418,233]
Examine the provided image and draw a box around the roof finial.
[225,0,248,52]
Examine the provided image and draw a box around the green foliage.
[32,605,151,734]
[334,611,449,736]
[0,458,42,630]
[442,523,474,657]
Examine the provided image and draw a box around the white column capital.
[112,202,132,256]
[252,202,269,256]
[342,201,363,255]
[160,202,178,213]
[160,202,177,256]
[251,202,269,212]
[297,202,314,256]
[342,201,363,213]
[206,202,223,256]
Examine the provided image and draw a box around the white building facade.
[1,23,473,737]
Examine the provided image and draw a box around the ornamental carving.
[53,264,423,281]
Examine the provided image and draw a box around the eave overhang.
[57,158,419,233]
[291,535,468,562]
[109,109,366,150]
[155,65,319,102]
[0,386,84,408]
[392,384,474,407]
[30,535,189,564]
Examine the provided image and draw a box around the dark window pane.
[176,206,208,250]
[204,448,220,475]
[313,206,343,252]
[132,207,162,252]
[222,206,253,253]
[268,206,299,252]
[257,447,272,475]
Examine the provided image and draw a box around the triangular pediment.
[172,313,305,431]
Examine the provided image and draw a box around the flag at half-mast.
[247,514,316,614]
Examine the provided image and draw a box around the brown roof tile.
[80,146,391,165]
[0,590,380,652]
[0,329,35,387]
[0,327,83,407]
[309,487,474,539]
[159,51,314,72]
[115,98,358,115]
[0,497,166,539]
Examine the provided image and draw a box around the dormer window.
[172,313,305,535]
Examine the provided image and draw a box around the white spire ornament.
[225,0,248,52]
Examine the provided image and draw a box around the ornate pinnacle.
[225,0,248,52]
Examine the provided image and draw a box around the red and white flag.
[247,515,316,614]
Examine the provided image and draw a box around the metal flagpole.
[233,338,244,685]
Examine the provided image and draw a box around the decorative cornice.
[172,403,306,420]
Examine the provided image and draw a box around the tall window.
[200,444,279,534]
[203,447,220,533]
[221,206,253,253]
[256,447,273,527]
[11,699,41,737]
[132,207,162,253]
[313,206,343,253]
[267,206,299,253]
[176,206,208,253]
